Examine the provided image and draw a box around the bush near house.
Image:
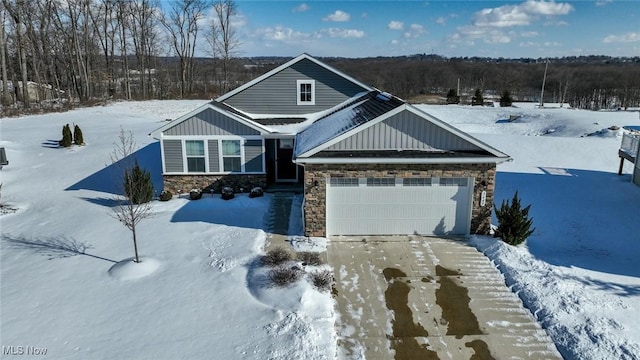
[159,190,173,201]
[261,247,293,266]
[189,189,202,200]
[268,264,302,287]
[221,186,234,200]
[308,269,333,293]
[493,191,535,246]
[296,251,323,266]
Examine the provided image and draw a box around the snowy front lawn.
[0,101,335,359]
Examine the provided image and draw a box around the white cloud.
[436,17,447,25]
[255,26,313,42]
[596,0,613,6]
[451,0,572,46]
[603,32,640,43]
[404,24,426,39]
[388,21,404,30]
[292,3,310,13]
[323,10,350,22]
[521,0,573,16]
[322,28,365,38]
[472,0,573,28]
[391,39,399,45]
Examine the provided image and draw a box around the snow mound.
[108,257,161,281]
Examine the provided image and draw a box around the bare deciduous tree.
[208,0,239,93]
[110,128,153,263]
[159,0,208,98]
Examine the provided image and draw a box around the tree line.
[325,55,640,110]
[1,0,638,113]
[0,0,239,111]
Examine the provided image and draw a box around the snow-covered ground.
[1,100,639,359]
[0,100,334,359]
[418,104,640,360]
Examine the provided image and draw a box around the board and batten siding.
[224,59,368,115]
[163,108,260,136]
[326,110,484,152]
[163,139,183,173]
[208,139,220,172]
[244,140,264,172]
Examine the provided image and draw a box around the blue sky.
[208,0,639,58]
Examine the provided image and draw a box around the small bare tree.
[110,128,153,263]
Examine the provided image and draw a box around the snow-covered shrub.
[308,269,333,293]
[189,188,202,200]
[221,186,234,200]
[59,124,72,147]
[123,162,154,204]
[296,251,323,266]
[268,264,302,287]
[261,247,292,266]
[249,187,264,198]
[73,124,84,145]
[159,190,173,201]
[494,191,535,246]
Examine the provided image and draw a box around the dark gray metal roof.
[294,91,404,158]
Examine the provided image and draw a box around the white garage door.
[326,177,473,236]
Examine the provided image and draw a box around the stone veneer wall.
[163,174,267,195]
[303,163,496,237]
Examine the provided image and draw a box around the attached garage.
[326,177,473,236]
[293,91,511,237]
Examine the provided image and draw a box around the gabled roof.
[215,53,374,102]
[294,92,510,164]
[149,101,273,139]
[294,91,404,158]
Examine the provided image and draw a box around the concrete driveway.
[328,236,562,360]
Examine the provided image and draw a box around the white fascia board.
[216,54,373,102]
[295,104,406,159]
[294,156,511,165]
[149,102,213,139]
[406,105,510,158]
[262,133,297,139]
[149,103,273,139]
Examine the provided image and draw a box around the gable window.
[222,140,241,172]
[296,80,315,105]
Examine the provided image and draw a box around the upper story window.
[296,80,315,105]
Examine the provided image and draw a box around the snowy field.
[1,100,640,359]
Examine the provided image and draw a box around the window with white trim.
[222,140,241,172]
[296,80,315,105]
[185,140,205,172]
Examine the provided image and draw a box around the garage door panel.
[326,178,472,236]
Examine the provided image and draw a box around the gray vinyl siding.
[208,140,220,172]
[163,108,260,136]
[224,59,368,115]
[163,140,184,173]
[326,110,484,152]
[244,140,264,172]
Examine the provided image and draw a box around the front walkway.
[329,236,563,360]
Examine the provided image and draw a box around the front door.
[275,139,298,182]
